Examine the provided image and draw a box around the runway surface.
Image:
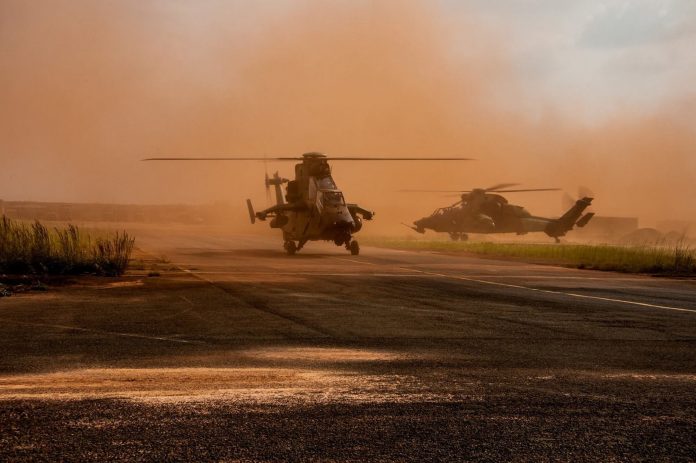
[1,227,695,461]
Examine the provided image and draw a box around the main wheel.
[349,240,360,255]
[284,240,297,255]
[449,233,460,241]
[460,233,469,241]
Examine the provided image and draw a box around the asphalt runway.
[1,227,695,461]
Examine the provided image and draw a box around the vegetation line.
[363,238,696,275]
[0,216,134,276]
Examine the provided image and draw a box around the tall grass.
[362,237,696,275]
[0,216,135,276]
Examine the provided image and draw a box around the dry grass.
[0,216,135,276]
[363,237,696,275]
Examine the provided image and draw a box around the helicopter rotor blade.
[562,192,576,211]
[143,156,474,161]
[488,188,561,193]
[143,157,303,161]
[484,183,519,192]
[322,157,474,161]
[398,189,465,193]
[578,185,595,199]
[400,187,560,193]
[562,186,595,212]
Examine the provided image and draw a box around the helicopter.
[403,183,594,242]
[145,152,472,255]
[247,152,374,256]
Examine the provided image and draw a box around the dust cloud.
[1,0,694,233]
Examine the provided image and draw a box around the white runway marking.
[174,271,430,277]
[402,268,696,315]
[162,270,662,281]
[171,254,694,314]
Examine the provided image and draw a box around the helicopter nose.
[326,206,355,230]
[413,219,426,233]
[334,218,354,229]
[334,208,353,223]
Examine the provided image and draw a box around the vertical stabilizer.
[545,197,593,238]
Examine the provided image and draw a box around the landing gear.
[449,232,468,241]
[349,240,360,255]
[284,240,297,255]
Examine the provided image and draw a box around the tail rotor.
[562,186,595,213]
[264,171,272,204]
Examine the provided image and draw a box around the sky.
[0,0,695,227]
[453,0,696,121]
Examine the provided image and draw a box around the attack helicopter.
[247,152,374,255]
[145,152,471,255]
[403,183,594,242]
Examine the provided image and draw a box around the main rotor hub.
[302,152,327,159]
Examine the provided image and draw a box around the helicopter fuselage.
[276,188,357,243]
[249,153,373,254]
[410,192,593,241]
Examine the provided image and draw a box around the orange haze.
[1,0,695,232]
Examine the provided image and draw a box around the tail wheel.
[284,240,297,255]
[349,240,360,256]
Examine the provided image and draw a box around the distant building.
[573,216,639,241]
[656,220,693,236]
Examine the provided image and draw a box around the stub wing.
[347,204,374,220]
[254,202,306,221]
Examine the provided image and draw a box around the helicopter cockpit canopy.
[321,190,345,206]
[430,207,449,217]
[317,176,337,190]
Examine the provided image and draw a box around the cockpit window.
[323,191,344,205]
[317,177,337,189]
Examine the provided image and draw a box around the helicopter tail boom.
[545,197,593,238]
